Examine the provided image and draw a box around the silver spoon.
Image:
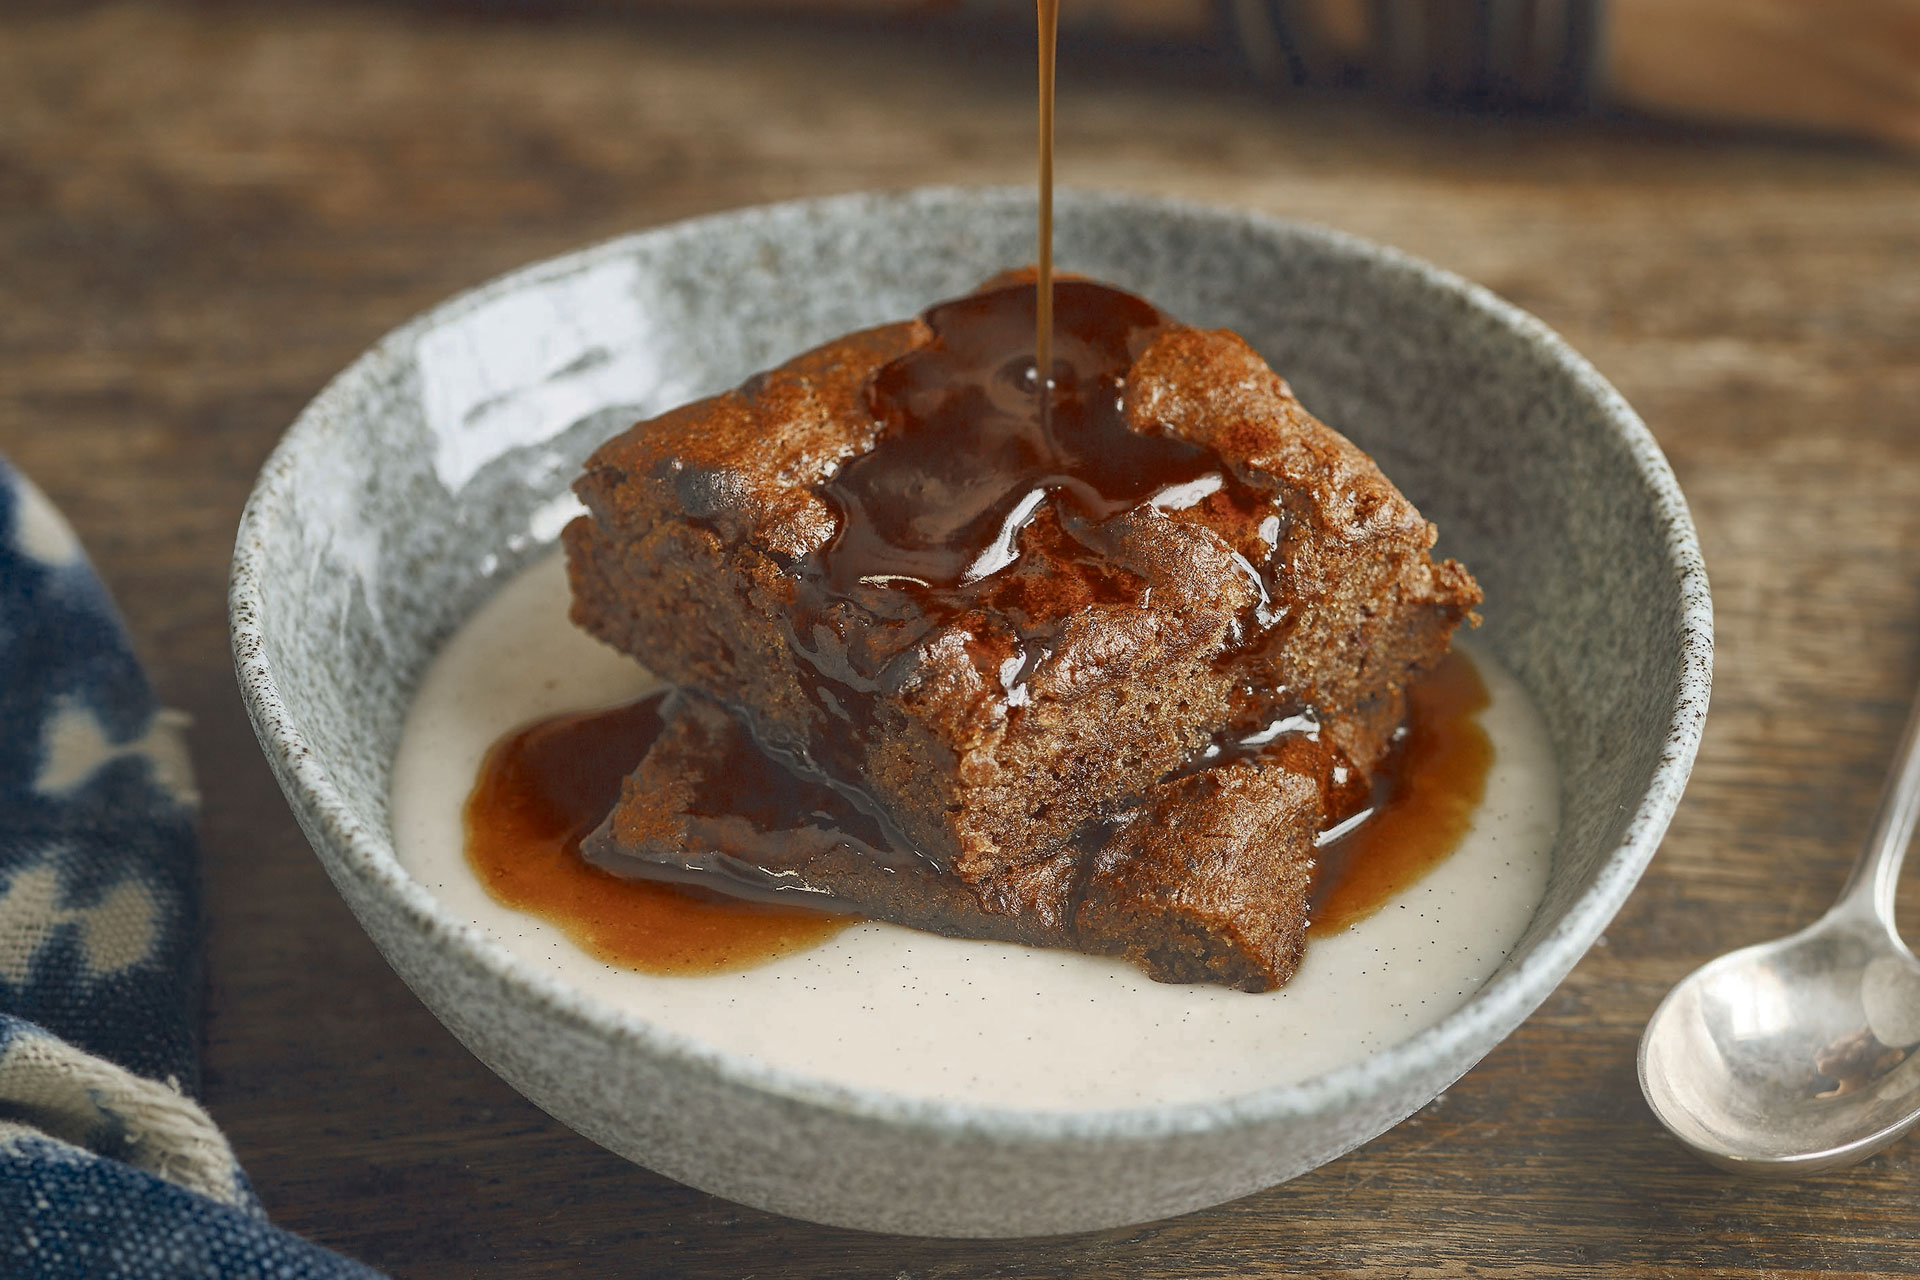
[1639,684,1920,1175]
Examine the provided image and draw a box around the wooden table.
[6,3,1918,1274]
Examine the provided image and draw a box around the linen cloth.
[0,456,382,1278]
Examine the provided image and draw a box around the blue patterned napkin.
[0,457,383,1278]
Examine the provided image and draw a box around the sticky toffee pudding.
[448,1,1493,995]
[561,274,1479,990]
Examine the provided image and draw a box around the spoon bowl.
[1640,915,1920,1174]
[1640,690,1920,1174]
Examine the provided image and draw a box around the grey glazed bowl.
[232,187,1711,1237]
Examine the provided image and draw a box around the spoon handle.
[1836,682,1920,928]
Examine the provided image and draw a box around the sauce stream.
[1036,0,1057,390]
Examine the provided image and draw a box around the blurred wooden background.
[3,2,1919,1275]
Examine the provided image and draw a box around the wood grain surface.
[4,3,1919,1275]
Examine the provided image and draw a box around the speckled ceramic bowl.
[231,187,1711,1237]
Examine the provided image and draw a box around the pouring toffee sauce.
[1036,0,1057,387]
[460,1,1494,977]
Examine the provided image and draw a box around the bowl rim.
[231,184,1713,1144]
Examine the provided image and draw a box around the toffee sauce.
[1310,649,1494,933]
[1036,0,1057,385]
[462,652,1492,975]
[822,279,1214,592]
[462,695,854,975]
[780,278,1259,808]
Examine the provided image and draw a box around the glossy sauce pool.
[462,697,858,973]
[392,550,1559,1110]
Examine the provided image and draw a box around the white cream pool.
[392,550,1558,1111]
